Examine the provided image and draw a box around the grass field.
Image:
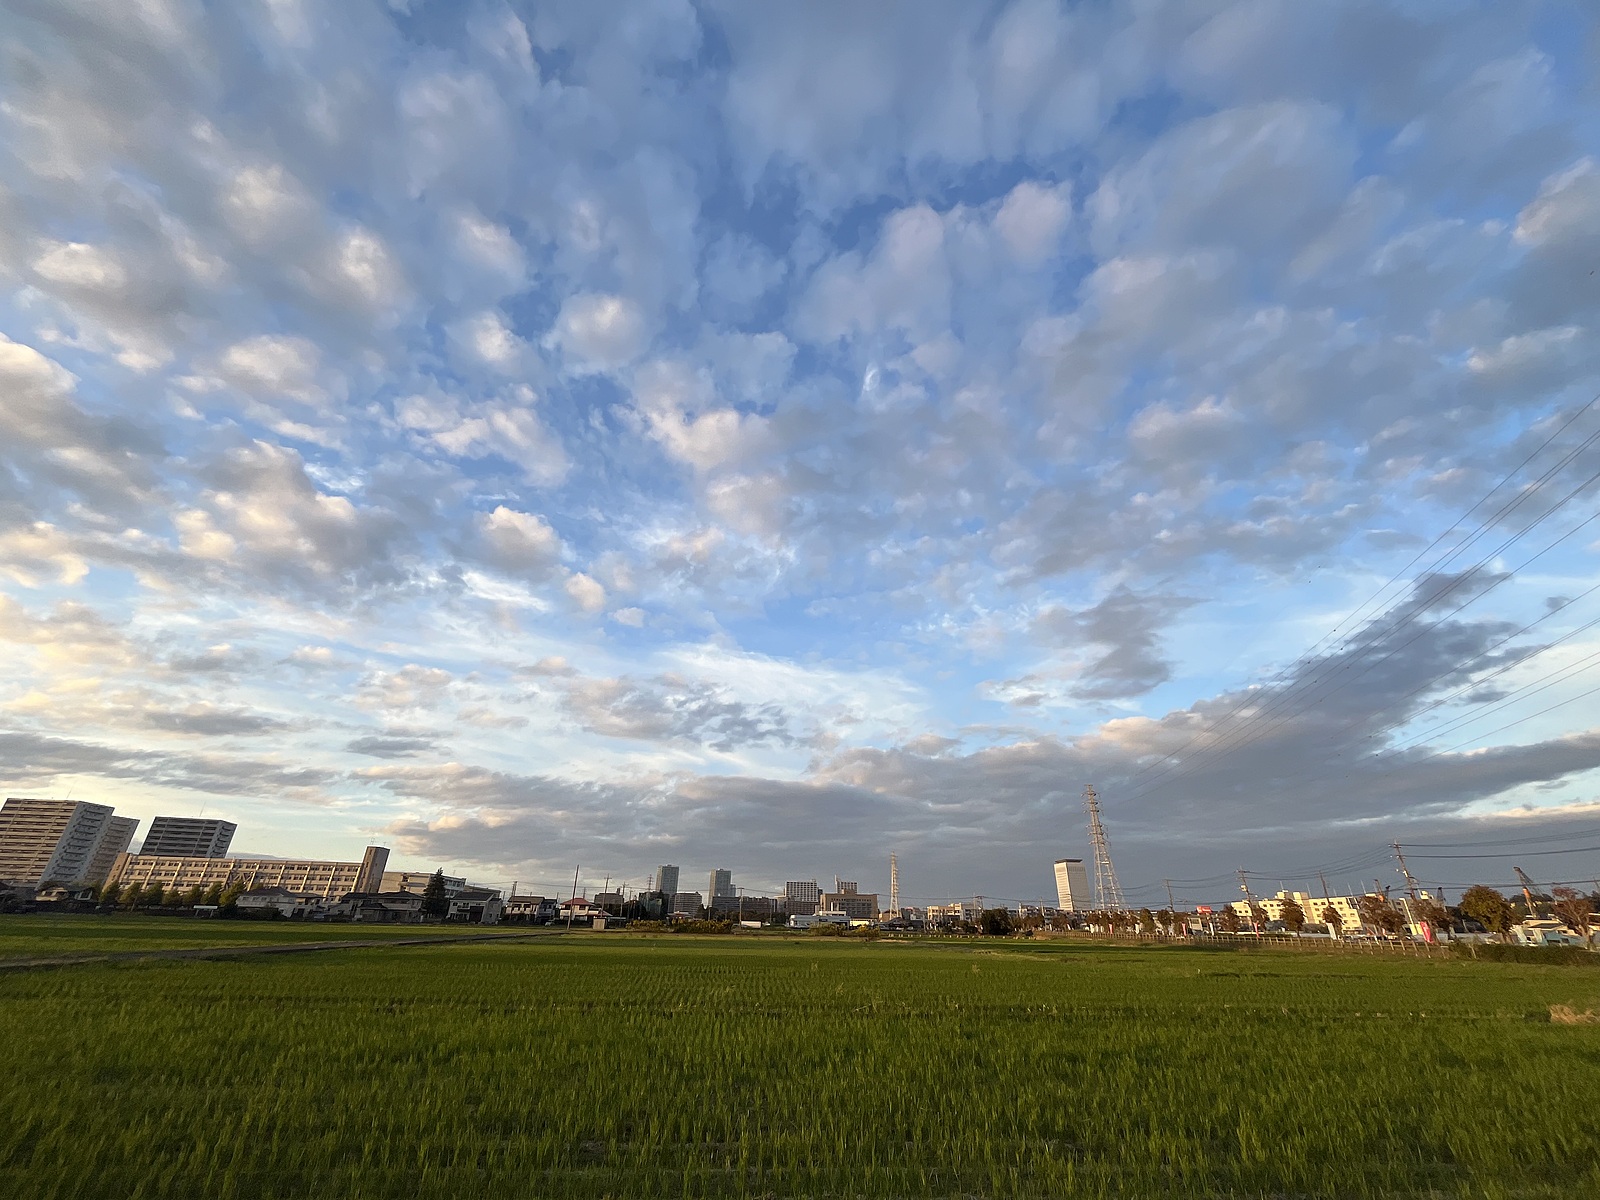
[0,914,501,960]
[2,931,1598,1199]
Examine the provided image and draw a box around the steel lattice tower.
[889,853,900,915]
[1083,785,1125,912]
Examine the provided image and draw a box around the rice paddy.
[2,931,1597,1199]
[0,913,499,960]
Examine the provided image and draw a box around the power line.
[1118,394,1600,792]
[1119,469,1600,807]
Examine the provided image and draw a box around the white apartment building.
[381,870,467,898]
[1228,890,1369,932]
[110,845,391,901]
[0,797,134,886]
[1054,858,1090,912]
[139,816,236,858]
[927,899,983,924]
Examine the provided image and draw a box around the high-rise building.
[0,798,119,886]
[671,890,703,916]
[708,868,733,899]
[785,879,820,916]
[139,816,237,858]
[86,817,139,885]
[1054,858,1090,912]
[654,864,680,895]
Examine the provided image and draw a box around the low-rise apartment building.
[109,845,391,901]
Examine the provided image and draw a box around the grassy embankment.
[2,933,1597,1199]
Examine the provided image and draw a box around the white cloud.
[993,181,1071,265]
[548,292,648,372]
[477,506,562,576]
[564,571,607,613]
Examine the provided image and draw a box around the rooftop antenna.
[1084,785,1125,911]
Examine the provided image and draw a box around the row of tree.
[96,880,246,909]
[937,885,1595,942]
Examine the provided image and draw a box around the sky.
[3,0,1600,909]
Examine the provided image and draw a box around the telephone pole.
[1164,879,1181,937]
[1391,842,1420,903]
[1084,785,1125,912]
[1238,868,1258,933]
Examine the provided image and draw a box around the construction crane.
[1514,867,1547,916]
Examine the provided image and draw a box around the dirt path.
[0,929,559,972]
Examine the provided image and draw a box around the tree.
[202,882,224,907]
[120,882,144,909]
[100,881,122,908]
[183,885,205,908]
[1279,898,1306,933]
[1413,897,1450,937]
[1458,885,1515,939]
[1356,893,1403,936]
[1552,887,1594,944]
[144,884,168,908]
[979,908,1015,936]
[421,869,450,918]
[219,883,244,913]
[1137,908,1157,936]
[1219,906,1242,934]
[1320,904,1343,937]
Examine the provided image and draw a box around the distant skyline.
[3,2,1600,907]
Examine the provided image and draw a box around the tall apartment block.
[139,816,236,858]
[86,817,139,885]
[654,864,680,895]
[0,797,135,886]
[0,803,131,889]
[708,868,733,899]
[1053,858,1090,912]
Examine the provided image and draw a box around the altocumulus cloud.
[2,1,1599,902]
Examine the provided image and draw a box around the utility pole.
[1084,785,1126,912]
[1318,871,1337,938]
[1238,868,1258,933]
[565,864,579,931]
[1392,842,1420,903]
[1164,879,1180,938]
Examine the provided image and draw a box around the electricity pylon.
[1083,785,1125,912]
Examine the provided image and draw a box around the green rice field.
[2,930,1598,1199]
[0,913,502,960]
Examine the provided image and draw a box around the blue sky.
[3,1,1600,906]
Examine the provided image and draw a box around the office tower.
[1054,858,1090,912]
[784,879,821,917]
[86,816,139,885]
[139,816,237,858]
[0,797,117,886]
[709,868,733,899]
[654,864,680,895]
